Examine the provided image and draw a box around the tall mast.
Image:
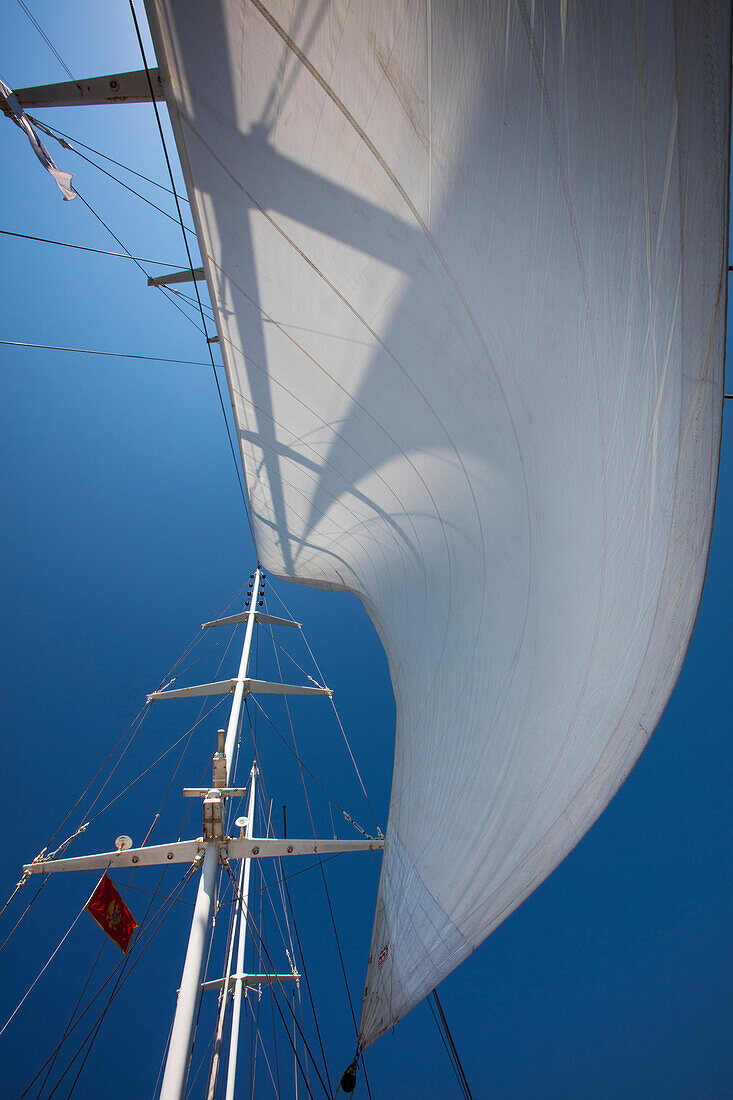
[205,764,257,1100]
[21,567,383,1098]
[158,570,262,1100]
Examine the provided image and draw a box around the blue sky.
[0,3,731,1098]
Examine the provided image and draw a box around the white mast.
[159,569,261,1100]
[22,566,383,1099]
[205,764,257,1100]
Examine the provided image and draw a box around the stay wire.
[16,0,74,79]
[77,188,207,336]
[17,586,245,1090]
[10,609,217,912]
[17,588,246,1091]
[128,0,256,550]
[48,871,192,1098]
[86,609,239,849]
[0,901,87,1039]
[427,996,469,1100]
[0,338,212,366]
[246,695,372,835]
[246,997,280,1098]
[267,585,381,835]
[265,917,283,1099]
[0,878,48,956]
[431,990,473,1100]
[0,227,179,266]
[36,941,105,1098]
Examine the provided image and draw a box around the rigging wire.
[33,118,191,202]
[15,0,74,79]
[10,588,248,1092]
[0,339,212,366]
[430,990,473,1100]
[151,1014,176,1100]
[246,695,375,837]
[0,878,48,956]
[0,227,179,266]
[216,852,343,910]
[83,695,229,828]
[35,865,196,1099]
[427,996,469,1100]
[41,134,197,232]
[35,941,106,1098]
[0,901,87,1039]
[246,997,281,1098]
[75,188,207,336]
[267,584,381,835]
[265,913,283,1099]
[128,0,257,551]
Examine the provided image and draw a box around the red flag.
[85,873,138,953]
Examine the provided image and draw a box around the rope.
[36,941,105,1100]
[427,996,467,1099]
[246,997,280,1098]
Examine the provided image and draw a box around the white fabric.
[145,0,729,1047]
[0,77,76,200]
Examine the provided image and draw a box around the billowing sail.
[144,0,729,1047]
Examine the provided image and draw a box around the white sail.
[144,0,729,1047]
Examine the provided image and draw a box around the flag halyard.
[85,873,137,953]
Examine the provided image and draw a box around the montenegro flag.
[85,873,138,953]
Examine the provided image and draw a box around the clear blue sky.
[1,3,731,1098]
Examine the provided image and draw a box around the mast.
[159,570,261,1100]
[205,765,257,1100]
[21,567,383,1098]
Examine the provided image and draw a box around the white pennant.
[1,77,76,200]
